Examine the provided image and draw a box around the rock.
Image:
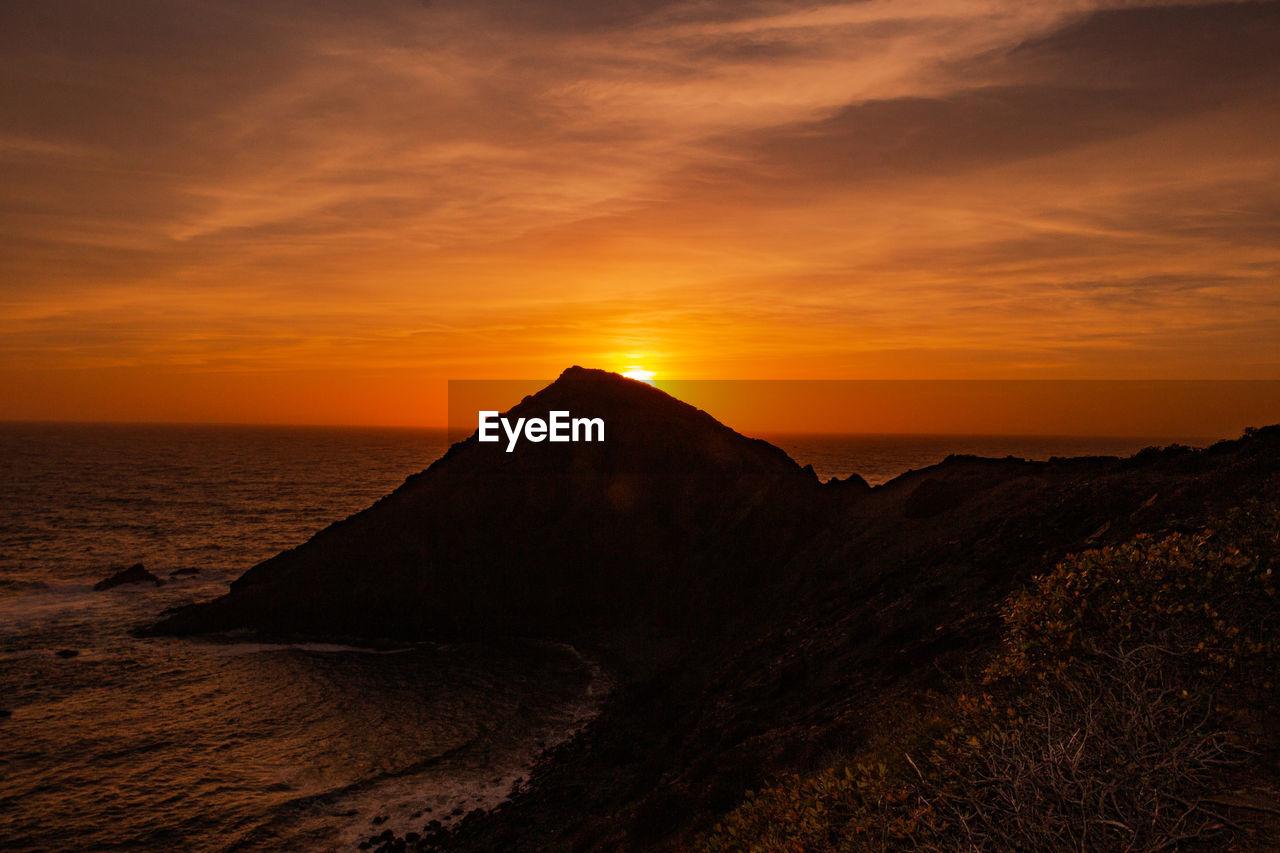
[827,471,871,490]
[169,568,201,578]
[55,649,78,658]
[94,563,163,591]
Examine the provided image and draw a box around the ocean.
[0,423,1202,852]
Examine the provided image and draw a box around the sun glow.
[622,367,657,384]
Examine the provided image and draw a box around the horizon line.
[0,416,1240,443]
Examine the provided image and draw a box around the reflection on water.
[0,424,605,852]
[0,622,603,852]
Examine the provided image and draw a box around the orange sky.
[2,1,1279,429]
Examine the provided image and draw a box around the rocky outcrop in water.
[95,563,162,590]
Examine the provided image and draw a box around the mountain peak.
[147,370,824,645]
[544,364,664,397]
[556,364,612,380]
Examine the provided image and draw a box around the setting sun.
[2,1,1277,428]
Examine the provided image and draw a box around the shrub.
[992,503,1279,697]
[917,647,1240,852]
[699,504,1280,853]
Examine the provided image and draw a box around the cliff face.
[148,367,832,654]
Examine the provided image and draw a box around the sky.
[2,0,1279,428]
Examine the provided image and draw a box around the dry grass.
[699,503,1279,853]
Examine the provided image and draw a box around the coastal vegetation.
[701,504,1280,852]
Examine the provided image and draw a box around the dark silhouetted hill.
[148,366,830,662]
[145,369,1280,850]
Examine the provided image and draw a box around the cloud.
[0,0,1278,408]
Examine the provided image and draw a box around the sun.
[621,366,656,384]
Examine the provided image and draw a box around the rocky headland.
[147,367,1280,851]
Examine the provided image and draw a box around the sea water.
[0,423,1197,851]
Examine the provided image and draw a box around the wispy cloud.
[1,0,1278,422]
